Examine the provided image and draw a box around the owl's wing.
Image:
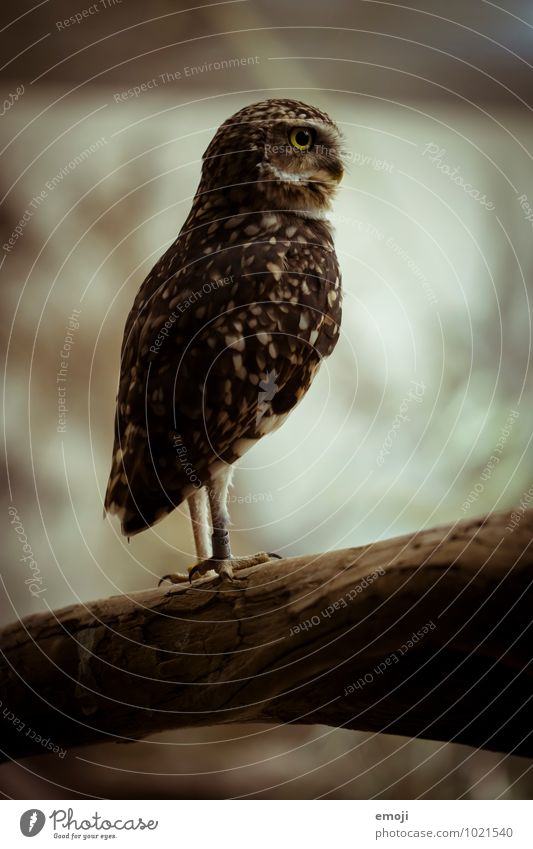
[105,233,284,532]
[104,231,207,529]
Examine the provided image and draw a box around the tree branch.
[1,508,533,762]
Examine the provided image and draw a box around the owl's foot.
[188,551,272,583]
[158,572,189,586]
[158,551,280,587]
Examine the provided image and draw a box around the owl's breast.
[281,234,342,360]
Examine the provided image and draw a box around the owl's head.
[201,99,344,214]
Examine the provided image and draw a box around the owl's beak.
[316,164,344,185]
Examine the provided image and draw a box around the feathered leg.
[188,487,211,560]
[160,467,273,586]
[190,466,271,582]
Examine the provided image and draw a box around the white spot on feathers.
[266,262,282,281]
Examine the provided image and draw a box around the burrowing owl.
[105,98,343,582]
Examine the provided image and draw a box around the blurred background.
[1,0,533,799]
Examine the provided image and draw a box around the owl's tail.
[103,425,177,536]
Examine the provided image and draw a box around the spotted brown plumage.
[104,98,343,582]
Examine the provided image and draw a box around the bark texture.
[1,508,532,762]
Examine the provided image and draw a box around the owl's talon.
[183,551,274,585]
[217,561,246,583]
[186,558,238,583]
[159,552,276,588]
[228,551,273,572]
[158,573,189,586]
[187,560,215,582]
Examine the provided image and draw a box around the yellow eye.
[289,127,314,151]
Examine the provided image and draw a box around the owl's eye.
[288,127,314,151]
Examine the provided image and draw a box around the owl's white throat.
[259,161,313,184]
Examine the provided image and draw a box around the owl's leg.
[188,466,271,583]
[158,488,212,585]
[207,465,234,571]
[188,487,211,560]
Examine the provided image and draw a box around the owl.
[104,98,344,582]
